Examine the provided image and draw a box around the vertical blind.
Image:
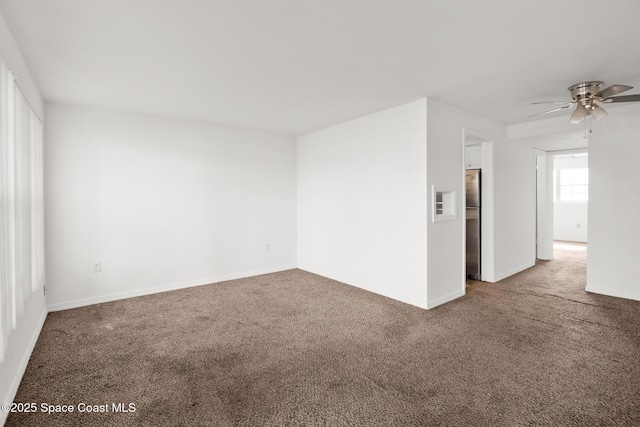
[0,57,44,363]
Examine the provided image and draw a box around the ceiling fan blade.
[570,103,588,124]
[591,104,608,121]
[531,101,574,105]
[528,104,573,118]
[602,94,640,103]
[595,84,633,99]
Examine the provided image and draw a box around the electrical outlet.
[266,243,271,252]
[576,223,581,228]
[93,262,101,273]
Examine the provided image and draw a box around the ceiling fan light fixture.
[570,103,588,124]
[591,104,608,121]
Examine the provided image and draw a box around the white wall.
[427,99,533,302]
[587,104,640,302]
[553,155,588,242]
[493,137,536,279]
[554,203,588,242]
[297,99,428,308]
[297,97,535,310]
[503,120,585,276]
[45,103,297,310]
[508,105,640,303]
[0,11,47,425]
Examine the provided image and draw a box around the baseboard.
[494,260,535,282]
[47,265,297,312]
[426,289,465,309]
[0,307,48,427]
[585,285,640,303]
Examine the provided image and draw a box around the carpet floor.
[7,246,640,426]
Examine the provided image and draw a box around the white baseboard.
[48,265,297,312]
[494,260,536,282]
[585,285,640,303]
[426,289,465,309]
[0,307,48,427]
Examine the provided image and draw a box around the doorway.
[535,148,589,261]
[553,240,587,263]
[463,129,495,284]
[553,150,588,238]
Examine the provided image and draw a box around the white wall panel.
[297,99,428,308]
[45,103,297,310]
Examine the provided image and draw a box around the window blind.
[0,57,44,363]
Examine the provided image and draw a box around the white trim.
[426,289,465,309]
[48,265,297,312]
[585,286,640,303]
[0,306,47,426]
[535,150,554,260]
[494,261,536,282]
[462,129,496,285]
[551,148,588,156]
[480,140,496,283]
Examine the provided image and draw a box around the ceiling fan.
[530,81,640,124]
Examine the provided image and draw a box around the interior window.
[554,168,589,202]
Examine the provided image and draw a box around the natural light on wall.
[0,56,45,363]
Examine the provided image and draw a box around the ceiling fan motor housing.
[569,81,603,107]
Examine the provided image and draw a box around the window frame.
[554,167,589,203]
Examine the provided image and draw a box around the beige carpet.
[553,240,587,264]
[8,250,640,426]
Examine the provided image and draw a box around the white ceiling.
[1,0,639,135]
[513,130,589,152]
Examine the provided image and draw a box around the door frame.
[534,149,554,260]
[462,128,495,283]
